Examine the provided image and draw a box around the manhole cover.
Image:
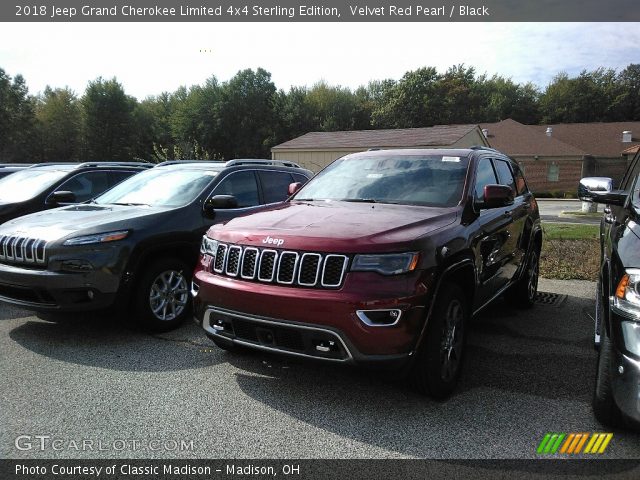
[535,291,568,306]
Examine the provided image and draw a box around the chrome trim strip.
[257,249,278,282]
[356,309,403,327]
[321,254,348,287]
[203,307,353,362]
[14,238,24,261]
[240,247,259,279]
[0,235,5,260]
[7,237,17,261]
[297,253,322,286]
[35,240,47,264]
[276,251,299,285]
[225,245,242,277]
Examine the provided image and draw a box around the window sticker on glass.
[442,156,461,162]
[367,173,384,178]
[204,171,219,177]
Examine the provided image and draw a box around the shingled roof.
[480,119,585,157]
[272,124,482,150]
[530,122,640,157]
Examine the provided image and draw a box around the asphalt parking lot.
[1,278,639,461]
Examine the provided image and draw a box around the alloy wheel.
[148,270,189,321]
[440,299,465,382]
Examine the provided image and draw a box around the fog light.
[356,309,402,326]
[60,259,94,272]
[314,340,337,353]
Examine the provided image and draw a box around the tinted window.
[292,173,309,184]
[259,171,294,204]
[474,158,498,201]
[511,163,528,196]
[296,155,469,207]
[109,170,138,187]
[494,160,516,193]
[57,171,111,203]
[213,171,259,208]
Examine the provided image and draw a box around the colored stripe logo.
[537,432,613,455]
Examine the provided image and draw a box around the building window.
[547,163,559,182]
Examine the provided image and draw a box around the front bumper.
[611,349,640,424]
[193,266,434,365]
[0,261,120,312]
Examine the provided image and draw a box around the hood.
[0,204,167,242]
[208,200,458,253]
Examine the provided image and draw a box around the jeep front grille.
[211,243,348,289]
[0,235,47,266]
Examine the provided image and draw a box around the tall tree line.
[1,64,639,163]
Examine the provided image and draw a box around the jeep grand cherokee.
[193,148,542,398]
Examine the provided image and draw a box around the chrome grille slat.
[241,248,259,279]
[258,250,278,282]
[208,242,348,289]
[0,235,48,266]
[225,246,242,277]
[276,251,299,285]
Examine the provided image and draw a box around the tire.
[134,258,192,332]
[506,246,540,308]
[410,283,468,399]
[593,327,624,428]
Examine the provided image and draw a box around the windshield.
[0,168,69,203]
[295,154,470,207]
[94,167,218,207]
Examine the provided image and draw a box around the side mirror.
[203,195,238,217]
[479,184,514,209]
[46,190,76,206]
[288,182,303,196]
[578,177,626,206]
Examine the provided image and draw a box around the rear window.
[295,154,470,207]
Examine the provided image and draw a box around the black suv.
[579,150,640,430]
[193,147,542,398]
[0,162,151,224]
[0,160,312,330]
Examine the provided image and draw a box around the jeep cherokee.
[0,160,312,331]
[193,148,542,398]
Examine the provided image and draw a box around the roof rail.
[27,161,152,169]
[76,161,153,168]
[224,159,302,168]
[0,163,34,168]
[470,145,500,153]
[155,160,226,167]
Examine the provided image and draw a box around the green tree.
[0,68,36,162]
[216,68,277,159]
[35,86,82,161]
[81,77,138,160]
[617,64,640,121]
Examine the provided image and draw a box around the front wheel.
[134,258,191,332]
[410,283,468,399]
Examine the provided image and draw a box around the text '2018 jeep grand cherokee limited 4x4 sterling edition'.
[193,148,542,397]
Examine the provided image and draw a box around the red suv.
[192,148,542,398]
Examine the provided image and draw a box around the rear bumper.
[0,262,119,312]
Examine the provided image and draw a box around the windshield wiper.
[341,198,378,203]
[109,202,151,206]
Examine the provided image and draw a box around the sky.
[0,22,639,99]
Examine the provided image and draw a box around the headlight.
[63,230,129,246]
[351,252,419,275]
[200,236,218,256]
[613,269,640,321]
